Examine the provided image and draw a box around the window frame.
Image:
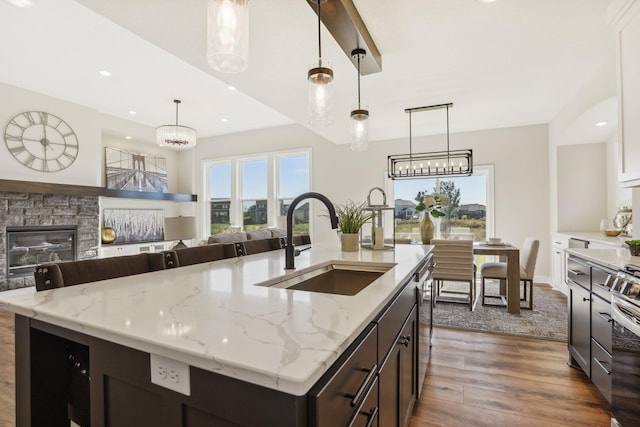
[201,148,312,237]
[384,164,495,241]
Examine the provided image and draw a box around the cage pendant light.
[350,48,369,151]
[156,100,197,150]
[308,0,334,126]
[207,0,250,74]
[387,103,473,179]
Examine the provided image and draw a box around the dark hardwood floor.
[411,327,611,426]
[0,309,610,427]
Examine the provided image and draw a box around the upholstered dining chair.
[431,239,477,311]
[480,237,540,310]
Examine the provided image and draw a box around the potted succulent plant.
[625,240,640,257]
[335,200,373,252]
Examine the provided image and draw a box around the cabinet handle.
[582,297,590,302]
[568,269,585,276]
[596,312,613,323]
[346,364,377,408]
[398,335,411,347]
[363,406,379,427]
[593,358,611,376]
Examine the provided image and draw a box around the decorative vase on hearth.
[420,213,434,244]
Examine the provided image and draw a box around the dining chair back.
[431,239,477,310]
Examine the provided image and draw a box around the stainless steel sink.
[256,261,395,296]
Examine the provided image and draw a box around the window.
[277,154,310,234]
[204,150,311,235]
[389,166,494,242]
[209,162,231,234]
[241,159,268,231]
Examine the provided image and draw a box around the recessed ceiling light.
[479,0,496,3]
[595,121,607,127]
[5,0,34,8]
[227,85,236,91]
[124,136,132,140]
[128,110,137,115]
[98,70,111,77]
[221,118,229,123]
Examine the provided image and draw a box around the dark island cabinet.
[566,255,615,403]
[15,271,426,427]
[378,306,417,427]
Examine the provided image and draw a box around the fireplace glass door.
[7,226,77,278]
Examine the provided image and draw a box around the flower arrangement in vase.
[416,193,448,244]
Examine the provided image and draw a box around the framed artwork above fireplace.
[105,147,168,193]
[103,209,164,244]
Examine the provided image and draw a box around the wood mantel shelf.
[0,179,197,202]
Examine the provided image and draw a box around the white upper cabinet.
[611,0,640,186]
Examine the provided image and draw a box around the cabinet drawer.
[591,338,612,403]
[567,257,590,290]
[591,294,612,353]
[591,265,615,301]
[377,283,416,362]
[309,324,378,427]
[347,377,378,427]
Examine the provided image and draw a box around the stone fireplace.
[0,191,99,291]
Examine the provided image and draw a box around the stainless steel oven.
[610,265,640,427]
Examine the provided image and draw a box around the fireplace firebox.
[6,226,77,278]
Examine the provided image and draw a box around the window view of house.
[278,154,310,234]
[241,159,268,231]
[393,171,489,242]
[206,151,310,234]
[209,162,231,234]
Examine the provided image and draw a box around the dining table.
[473,242,521,314]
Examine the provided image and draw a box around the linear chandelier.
[156,100,197,150]
[387,103,473,180]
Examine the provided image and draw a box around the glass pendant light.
[207,0,250,74]
[350,48,369,151]
[308,0,334,126]
[156,100,197,150]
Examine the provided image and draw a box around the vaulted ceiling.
[0,0,616,146]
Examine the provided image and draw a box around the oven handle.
[611,299,640,337]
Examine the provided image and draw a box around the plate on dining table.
[483,241,508,246]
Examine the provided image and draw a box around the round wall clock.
[4,111,79,172]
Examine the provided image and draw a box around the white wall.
[557,143,608,231]
[0,82,190,224]
[196,123,552,280]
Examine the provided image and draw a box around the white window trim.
[201,148,312,237]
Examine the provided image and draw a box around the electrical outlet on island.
[150,353,191,396]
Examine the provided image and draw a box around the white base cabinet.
[551,234,569,290]
[99,241,175,258]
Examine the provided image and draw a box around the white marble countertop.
[0,243,431,396]
[565,247,640,271]
[555,231,629,247]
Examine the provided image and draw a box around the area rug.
[420,282,568,342]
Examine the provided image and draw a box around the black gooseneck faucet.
[286,192,338,270]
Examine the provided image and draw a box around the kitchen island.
[0,243,432,427]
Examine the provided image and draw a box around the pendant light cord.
[446,104,450,166]
[317,1,322,66]
[409,109,413,169]
[357,54,361,108]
